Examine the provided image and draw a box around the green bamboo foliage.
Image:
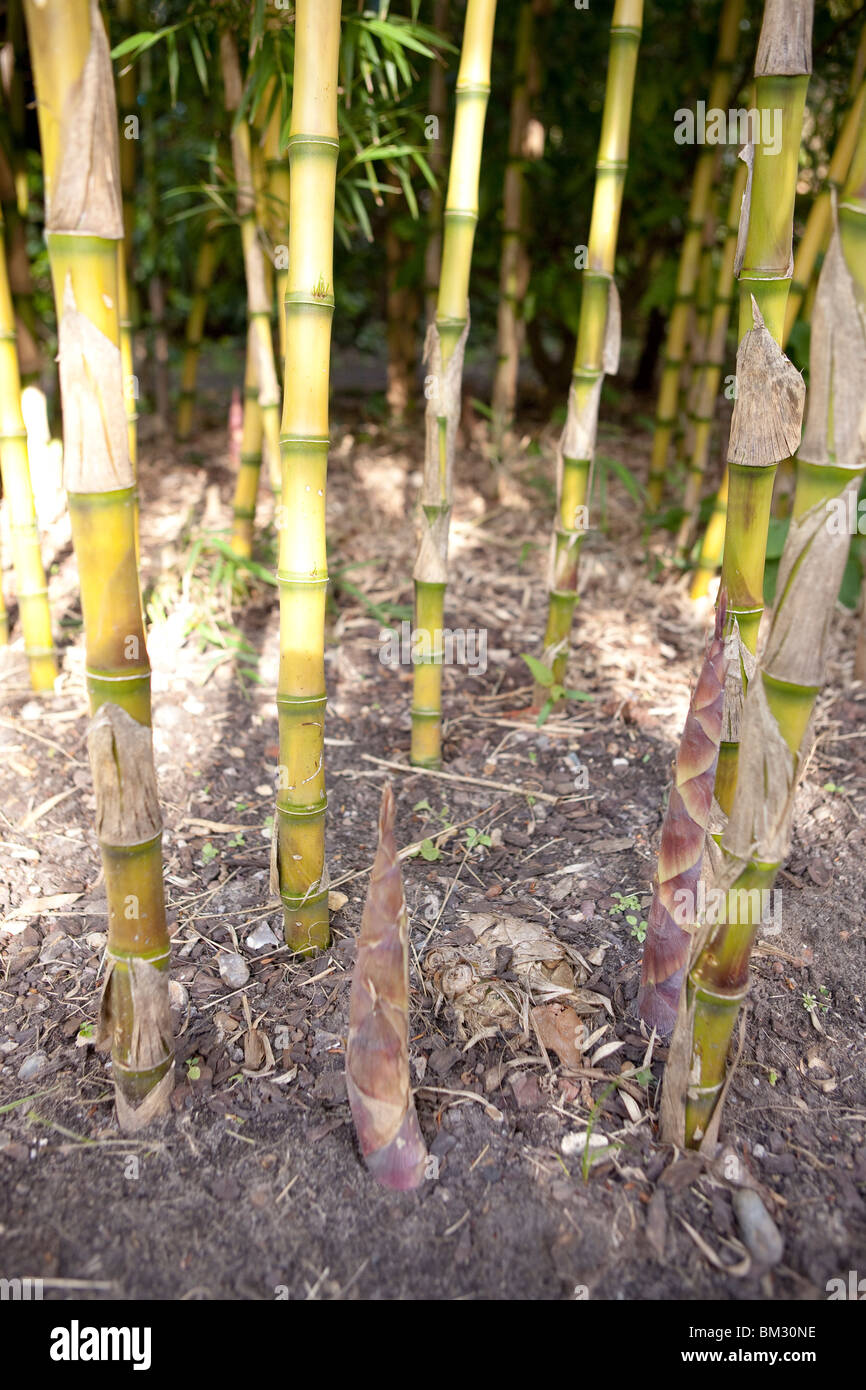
[491,0,535,447]
[677,156,748,560]
[271,0,341,953]
[714,0,813,819]
[177,218,220,441]
[646,0,744,511]
[221,32,282,509]
[24,0,172,1130]
[665,191,866,1148]
[346,783,428,1191]
[410,0,497,769]
[0,206,56,690]
[538,0,642,693]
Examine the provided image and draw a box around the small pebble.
[732,1188,784,1266]
[219,953,250,989]
[18,1051,48,1083]
[246,923,279,951]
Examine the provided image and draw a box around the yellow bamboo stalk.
[231,323,263,558]
[424,0,450,326]
[677,155,748,558]
[783,23,866,344]
[646,0,744,511]
[0,205,56,689]
[261,78,290,362]
[24,0,172,1129]
[221,33,281,501]
[491,0,535,447]
[176,218,220,441]
[410,0,498,768]
[538,0,642,693]
[272,0,341,953]
[115,0,138,472]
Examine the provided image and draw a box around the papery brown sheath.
[346,784,428,1190]
[637,596,727,1035]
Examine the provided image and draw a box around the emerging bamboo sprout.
[411,0,497,768]
[24,0,172,1130]
[491,0,536,448]
[177,218,220,441]
[423,0,449,326]
[677,156,748,560]
[271,0,341,952]
[646,0,743,512]
[346,783,428,1191]
[665,199,866,1148]
[714,0,812,818]
[0,205,56,691]
[538,0,642,693]
[221,32,281,508]
[638,598,727,1036]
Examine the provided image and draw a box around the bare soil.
[1,377,864,1302]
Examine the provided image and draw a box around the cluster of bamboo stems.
[6,0,866,1164]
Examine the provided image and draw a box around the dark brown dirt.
[1,394,865,1301]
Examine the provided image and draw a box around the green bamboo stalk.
[677,155,748,559]
[410,0,497,769]
[714,0,813,819]
[537,0,642,695]
[491,0,535,447]
[221,32,282,503]
[24,0,172,1130]
[669,183,866,1147]
[177,218,220,441]
[0,205,56,690]
[261,77,290,363]
[646,0,744,511]
[272,0,341,953]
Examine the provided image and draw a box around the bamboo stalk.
[714,0,813,818]
[677,155,748,558]
[272,0,341,953]
[424,0,449,326]
[231,322,263,558]
[490,0,535,447]
[115,0,138,471]
[0,205,56,690]
[646,0,744,511]
[537,0,642,695]
[261,78,290,363]
[176,217,220,441]
[23,0,172,1129]
[410,0,498,769]
[783,24,866,344]
[670,181,866,1147]
[221,32,281,502]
